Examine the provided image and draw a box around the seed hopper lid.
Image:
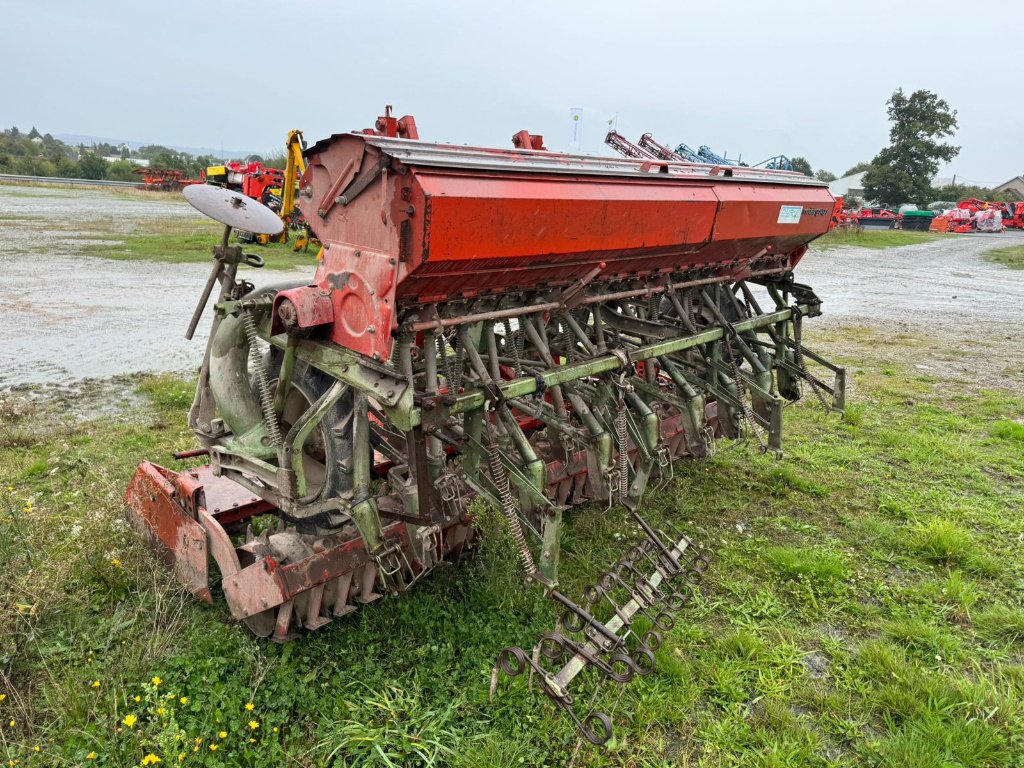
[183,184,284,235]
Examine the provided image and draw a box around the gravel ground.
[0,184,304,391]
[1,183,1021,395]
[800,231,1024,391]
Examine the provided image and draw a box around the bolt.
[354,250,361,258]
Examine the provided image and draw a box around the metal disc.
[183,184,284,235]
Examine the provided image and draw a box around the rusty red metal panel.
[271,286,336,335]
[124,462,211,601]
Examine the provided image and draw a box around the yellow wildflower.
[177,755,184,763]
[91,680,101,688]
[141,755,162,766]
[208,744,218,751]
[156,707,166,716]
[272,727,278,733]
[248,738,255,743]
[6,485,12,491]
[179,696,188,705]
[32,747,39,753]
[151,676,162,687]
[123,714,137,728]
[87,753,97,760]
[218,731,226,739]
[244,702,254,711]
[8,719,14,727]
[110,558,122,568]
[0,694,5,701]
[248,720,259,730]
[134,695,141,702]
[193,737,202,744]
[192,747,198,753]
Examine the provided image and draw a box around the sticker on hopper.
[777,205,803,224]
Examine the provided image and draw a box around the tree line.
[0,126,226,181]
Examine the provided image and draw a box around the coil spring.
[437,333,462,392]
[648,293,660,321]
[616,400,629,503]
[488,437,536,576]
[502,318,523,376]
[722,334,765,452]
[242,309,282,447]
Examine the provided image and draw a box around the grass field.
[78,217,317,271]
[812,229,943,251]
[983,244,1024,270]
[2,328,1022,767]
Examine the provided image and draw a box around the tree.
[790,156,813,176]
[106,160,139,182]
[78,153,107,179]
[842,161,873,177]
[862,88,960,207]
[815,169,837,183]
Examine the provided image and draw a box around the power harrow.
[125,108,845,744]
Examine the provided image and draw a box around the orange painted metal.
[298,129,837,360]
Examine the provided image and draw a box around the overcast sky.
[2,0,1020,186]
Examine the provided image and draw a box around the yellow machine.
[256,129,314,250]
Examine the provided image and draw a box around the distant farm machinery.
[126,108,845,745]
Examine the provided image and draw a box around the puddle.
[0,185,306,390]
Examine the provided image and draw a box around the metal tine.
[587,576,662,655]
[538,631,635,684]
[497,647,614,747]
[598,569,674,637]
[625,543,696,608]
[551,590,624,653]
[583,581,634,630]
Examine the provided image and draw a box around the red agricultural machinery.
[125,108,845,745]
[133,167,202,191]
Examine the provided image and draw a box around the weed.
[991,419,1024,443]
[973,605,1024,645]
[906,518,991,572]
[765,546,849,588]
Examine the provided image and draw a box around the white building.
[828,171,866,201]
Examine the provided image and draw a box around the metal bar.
[443,305,807,420]
[407,270,789,332]
[0,173,142,188]
[553,534,693,687]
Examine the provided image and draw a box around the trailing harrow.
[125,108,845,744]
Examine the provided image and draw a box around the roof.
[993,175,1024,193]
[828,171,866,197]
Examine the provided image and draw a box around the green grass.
[1,341,1023,766]
[983,244,1024,270]
[78,217,316,271]
[812,228,943,251]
